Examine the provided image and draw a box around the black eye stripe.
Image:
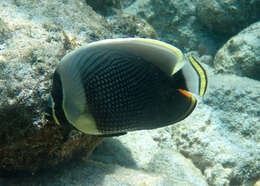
[51,71,62,107]
[51,71,68,125]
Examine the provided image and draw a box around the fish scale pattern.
[81,49,166,133]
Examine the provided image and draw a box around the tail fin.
[181,56,208,96]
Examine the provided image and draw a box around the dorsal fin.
[86,38,186,76]
[181,56,208,96]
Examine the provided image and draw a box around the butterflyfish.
[49,38,207,137]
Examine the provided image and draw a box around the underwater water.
[0,0,260,186]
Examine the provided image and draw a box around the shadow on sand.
[0,138,137,186]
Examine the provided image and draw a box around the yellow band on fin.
[51,96,61,125]
[188,56,207,96]
[130,38,184,75]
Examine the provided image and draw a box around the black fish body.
[50,38,207,136]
